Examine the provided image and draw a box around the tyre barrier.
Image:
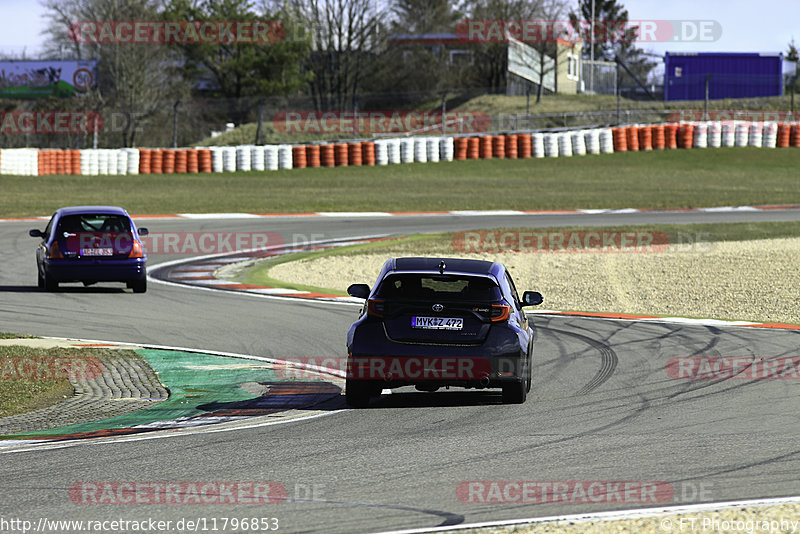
[693,123,708,148]
[637,125,652,151]
[292,146,307,169]
[517,133,532,158]
[306,144,321,168]
[505,134,518,159]
[334,143,348,167]
[571,130,586,156]
[678,123,694,149]
[349,142,363,166]
[479,135,492,159]
[467,136,480,159]
[543,133,559,157]
[492,135,505,158]
[792,125,800,147]
[612,127,627,152]
[3,122,800,176]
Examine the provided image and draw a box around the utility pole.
[590,0,595,94]
[172,100,180,149]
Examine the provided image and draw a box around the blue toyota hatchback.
[345,257,543,407]
[29,206,149,293]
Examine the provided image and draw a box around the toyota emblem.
[432,303,444,312]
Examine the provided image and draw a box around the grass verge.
[2,148,800,218]
[0,345,75,418]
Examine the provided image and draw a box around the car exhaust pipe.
[479,375,490,388]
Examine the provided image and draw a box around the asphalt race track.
[1,210,799,533]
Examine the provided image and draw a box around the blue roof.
[56,206,130,215]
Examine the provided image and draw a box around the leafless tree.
[41,0,186,146]
[285,0,386,111]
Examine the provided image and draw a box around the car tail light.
[48,241,63,259]
[128,240,144,258]
[366,298,385,318]
[490,305,510,322]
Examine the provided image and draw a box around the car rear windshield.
[57,214,131,234]
[376,274,502,302]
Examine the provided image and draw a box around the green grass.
[3,148,800,218]
[0,345,75,418]
[0,345,148,419]
[233,221,800,291]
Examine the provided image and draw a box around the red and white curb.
[3,203,800,222]
[148,235,391,304]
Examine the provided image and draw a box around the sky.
[0,0,797,60]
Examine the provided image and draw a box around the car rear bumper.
[347,322,529,388]
[43,258,146,283]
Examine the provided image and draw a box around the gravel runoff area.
[268,238,800,325]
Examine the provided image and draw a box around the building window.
[567,55,579,80]
[449,49,473,65]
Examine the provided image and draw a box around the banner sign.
[0,60,98,98]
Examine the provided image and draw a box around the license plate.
[81,248,113,256]
[411,316,463,330]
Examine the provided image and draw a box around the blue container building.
[664,52,783,101]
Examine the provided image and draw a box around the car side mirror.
[347,283,370,299]
[137,227,149,236]
[29,229,44,238]
[522,291,543,306]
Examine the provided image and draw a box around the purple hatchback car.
[29,206,149,293]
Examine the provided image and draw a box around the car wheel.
[345,379,374,408]
[129,278,147,293]
[502,379,527,404]
[37,269,44,289]
[525,354,532,393]
[42,271,58,292]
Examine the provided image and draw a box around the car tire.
[129,278,147,293]
[37,269,44,289]
[42,271,58,292]
[502,379,527,404]
[525,354,532,393]
[345,380,374,408]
